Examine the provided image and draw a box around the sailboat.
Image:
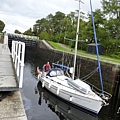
[37,0,111,114]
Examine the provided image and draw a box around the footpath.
[55,42,120,65]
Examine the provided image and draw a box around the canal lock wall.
[7,33,120,97]
[37,40,120,96]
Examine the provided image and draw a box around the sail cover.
[52,63,70,72]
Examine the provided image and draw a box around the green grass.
[48,41,120,64]
[77,50,120,63]
[48,41,69,51]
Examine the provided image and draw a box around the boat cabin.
[47,68,64,77]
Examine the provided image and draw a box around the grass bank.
[48,41,120,64]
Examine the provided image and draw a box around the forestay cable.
[89,0,104,94]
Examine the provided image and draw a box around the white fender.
[42,81,45,88]
[70,96,73,101]
[48,82,51,88]
[55,105,58,112]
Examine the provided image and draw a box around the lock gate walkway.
[0,44,19,91]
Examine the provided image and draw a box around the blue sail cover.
[52,63,70,72]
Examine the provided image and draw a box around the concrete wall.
[37,40,53,50]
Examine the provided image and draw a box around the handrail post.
[12,41,25,88]
[14,42,18,69]
[19,42,25,88]
[19,62,24,88]
[17,43,21,76]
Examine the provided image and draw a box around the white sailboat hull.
[39,74,103,114]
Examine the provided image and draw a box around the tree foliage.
[0,20,5,32]
[23,28,33,36]
[14,29,21,34]
[101,0,120,57]
[22,1,120,59]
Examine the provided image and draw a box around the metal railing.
[12,41,25,88]
[8,33,39,40]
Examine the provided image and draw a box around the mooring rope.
[81,67,98,81]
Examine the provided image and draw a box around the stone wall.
[37,40,53,50]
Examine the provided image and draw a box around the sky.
[0,0,102,33]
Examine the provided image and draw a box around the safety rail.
[12,41,25,88]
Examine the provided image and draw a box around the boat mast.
[89,0,104,94]
[72,0,82,80]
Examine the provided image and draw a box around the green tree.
[22,1,120,59]
[38,31,49,40]
[0,20,5,32]
[33,18,50,36]
[102,0,120,19]
[14,29,21,34]
[101,0,120,57]
[23,28,33,36]
[101,0,120,39]
[86,9,106,42]
[52,11,65,36]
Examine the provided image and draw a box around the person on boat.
[45,62,51,72]
[42,64,46,72]
[36,66,41,74]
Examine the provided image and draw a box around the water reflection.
[37,81,99,120]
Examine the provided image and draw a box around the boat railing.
[45,75,91,95]
[86,81,112,101]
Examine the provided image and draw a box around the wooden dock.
[0,44,19,91]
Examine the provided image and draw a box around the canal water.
[20,47,120,120]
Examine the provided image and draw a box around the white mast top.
[72,0,83,80]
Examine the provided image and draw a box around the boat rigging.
[36,0,112,114]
